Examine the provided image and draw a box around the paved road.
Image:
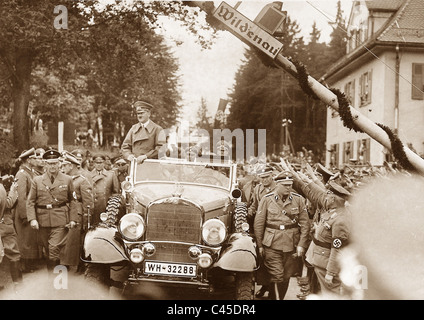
[0,259,303,300]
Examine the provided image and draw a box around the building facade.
[322,0,424,168]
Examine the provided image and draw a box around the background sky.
[159,0,354,124]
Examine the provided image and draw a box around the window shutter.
[351,79,356,108]
[367,70,372,103]
[412,63,424,100]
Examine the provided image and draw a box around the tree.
[0,0,217,153]
[328,0,347,60]
[195,97,213,133]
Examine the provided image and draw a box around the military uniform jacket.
[254,192,310,252]
[14,165,35,222]
[248,182,276,218]
[121,120,166,160]
[72,171,94,221]
[91,169,119,212]
[0,184,18,228]
[301,181,351,275]
[26,172,78,227]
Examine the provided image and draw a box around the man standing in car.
[121,100,166,163]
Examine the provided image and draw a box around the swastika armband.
[332,238,347,248]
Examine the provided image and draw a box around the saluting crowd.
[237,154,413,300]
[0,97,414,299]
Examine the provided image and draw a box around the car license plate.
[144,261,197,277]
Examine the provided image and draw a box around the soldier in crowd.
[0,176,21,291]
[113,158,128,191]
[26,149,79,273]
[71,149,92,181]
[60,153,94,272]
[248,166,277,224]
[292,168,352,297]
[247,165,276,299]
[90,154,120,225]
[121,100,166,163]
[31,148,46,175]
[104,155,113,171]
[254,171,311,300]
[13,148,40,273]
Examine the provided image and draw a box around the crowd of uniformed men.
[0,99,410,300]
[0,146,129,292]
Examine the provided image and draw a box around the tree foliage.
[227,7,348,160]
[0,0,217,154]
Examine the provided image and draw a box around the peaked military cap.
[114,158,127,165]
[316,163,334,183]
[63,153,81,166]
[134,100,154,112]
[71,149,85,161]
[92,154,106,162]
[43,149,61,162]
[274,171,293,185]
[328,180,351,200]
[19,147,35,160]
[32,148,46,159]
[256,165,274,178]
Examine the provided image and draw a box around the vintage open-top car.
[81,157,259,299]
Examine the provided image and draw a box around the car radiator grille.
[146,202,202,263]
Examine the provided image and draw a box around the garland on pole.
[289,58,415,171]
[376,123,416,172]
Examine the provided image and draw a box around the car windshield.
[134,160,232,189]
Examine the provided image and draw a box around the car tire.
[233,202,248,233]
[84,263,111,298]
[235,271,255,300]
[103,195,124,226]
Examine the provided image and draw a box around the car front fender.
[81,226,128,264]
[214,232,258,272]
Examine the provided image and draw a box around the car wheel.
[103,195,124,226]
[235,271,255,300]
[233,202,248,233]
[84,263,111,298]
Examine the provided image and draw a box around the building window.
[357,138,370,164]
[343,141,354,164]
[359,70,372,106]
[344,80,356,108]
[412,63,424,100]
[328,143,339,169]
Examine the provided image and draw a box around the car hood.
[131,183,231,212]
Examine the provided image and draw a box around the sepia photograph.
[0,0,424,307]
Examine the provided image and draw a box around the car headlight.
[121,180,132,192]
[119,213,145,241]
[202,219,226,246]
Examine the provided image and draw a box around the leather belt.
[36,203,67,209]
[266,222,298,230]
[312,236,331,249]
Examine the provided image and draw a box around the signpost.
[193,1,424,175]
[212,2,283,59]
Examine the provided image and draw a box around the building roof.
[365,0,404,11]
[322,0,424,81]
[378,0,424,43]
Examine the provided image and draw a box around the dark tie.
[50,175,55,184]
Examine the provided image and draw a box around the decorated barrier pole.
[188,1,424,176]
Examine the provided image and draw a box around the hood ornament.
[172,183,184,197]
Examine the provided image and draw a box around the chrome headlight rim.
[118,213,145,241]
[121,180,133,193]
[201,218,227,247]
